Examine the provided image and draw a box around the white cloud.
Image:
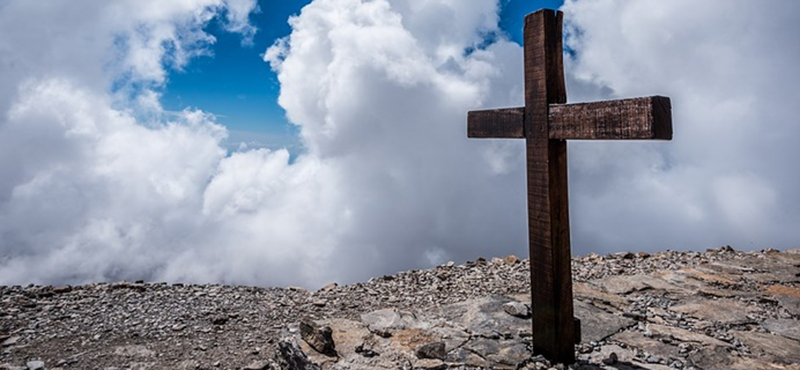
[562,0,800,252]
[1,0,798,288]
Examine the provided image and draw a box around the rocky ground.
[1,247,798,370]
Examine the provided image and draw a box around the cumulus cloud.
[1,0,798,288]
[561,0,800,252]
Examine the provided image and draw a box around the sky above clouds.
[0,0,798,288]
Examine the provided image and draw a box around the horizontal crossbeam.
[468,96,672,140]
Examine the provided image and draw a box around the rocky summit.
[1,247,799,370]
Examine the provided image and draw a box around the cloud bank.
[1,0,798,288]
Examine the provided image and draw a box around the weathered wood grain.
[548,96,672,140]
[467,108,524,138]
[467,96,672,140]
[524,9,577,364]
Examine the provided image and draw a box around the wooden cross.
[467,9,672,364]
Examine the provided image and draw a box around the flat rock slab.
[611,331,680,360]
[593,274,690,296]
[732,331,800,364]
[762,319,800,341]
[669,298,755,324]
[574,282,631,310]
[646,324,731,348]
[574,300,636,343]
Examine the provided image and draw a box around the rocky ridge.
[1,247,798,369]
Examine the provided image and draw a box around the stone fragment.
[502,301,530,318]
[686,345,733,370]
[25,361,44,370]
[762,319,800,341]
[461,338,528,367]
[575,300,635,342]
[0,364,27,370]
[361,308,419,333]
[646,355,661,363]
[243,361,271,370]
[602,351,617,365]
[448,347,488,368]
[1,336,19,347]
[415,341,445,360]
[53,285,73,294]
[317,282,338,292]
[354,342,379,358]
[300,319,336,356]
[113,344,156,357]
[413,358,447,370]
[732,330,800,364]
[178,359,201,369]
[430,326,469,354]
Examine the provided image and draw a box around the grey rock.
[602,351,617,365]
[646,324,731,348]
[762,318,800,341]
[611,331,680,360]
[502,301,530,318]
[775,294,800,316]
[299,319,336,356]
[461,337,529,366]
[0,364,27,370]
[415,342,445,360]
[275,339,321,370]
[574,282,631,310]
[575,300,636,342]
[731,330,800,364]
[669,298,754,324]
[360,308,419,333]
[354,342,379,358]
[436,296,526,338]
[686,345,733,370]
[243,360,271,370]
[26,361,44,370]
[1,336,19,347]
[593,275,689,295]
[113,344,156,357]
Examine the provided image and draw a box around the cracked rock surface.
[1,247,799,369]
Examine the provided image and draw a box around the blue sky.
[161,0,564,152]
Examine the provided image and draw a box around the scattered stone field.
[1,247,798,370]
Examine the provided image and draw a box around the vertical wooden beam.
[524,9,576,363]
